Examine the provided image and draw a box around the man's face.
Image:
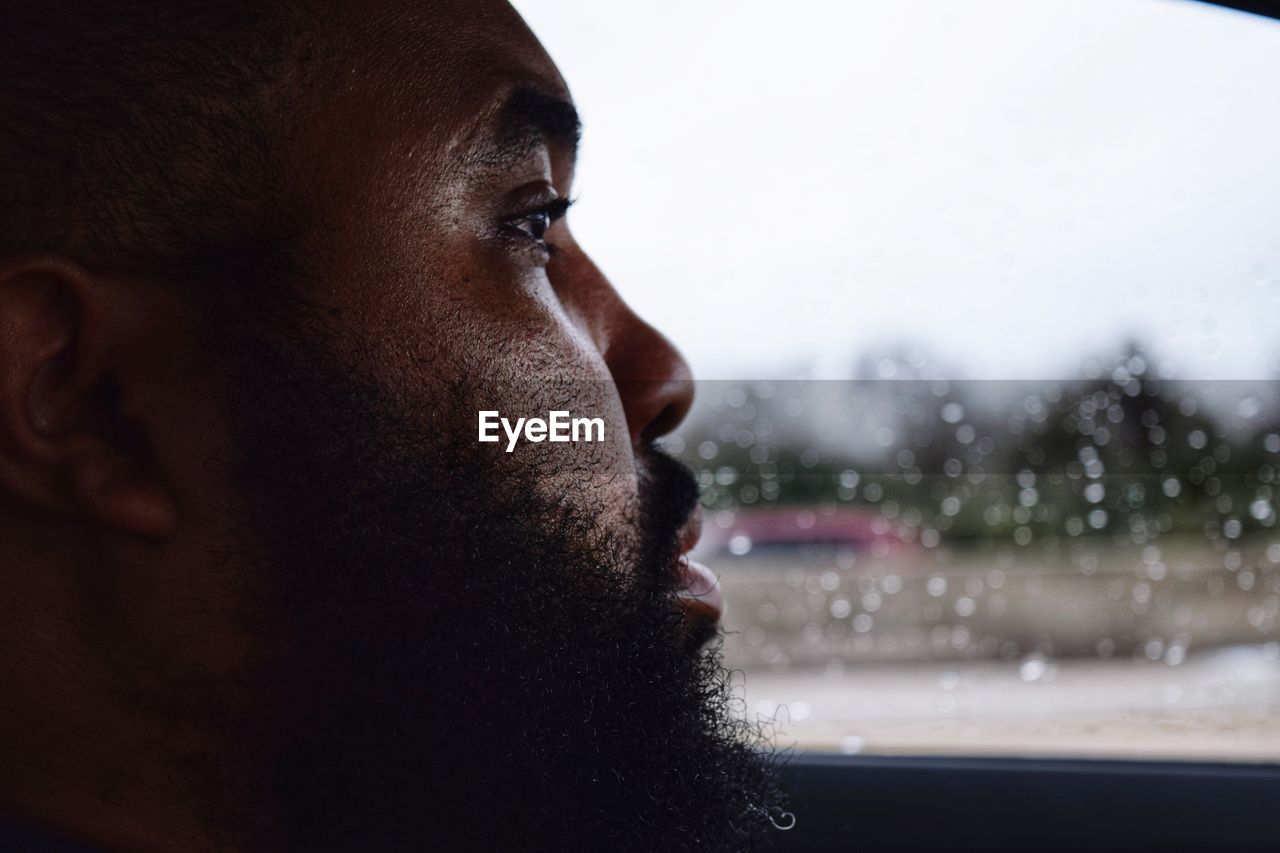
[273,0,686,527]
[167,2,783,849]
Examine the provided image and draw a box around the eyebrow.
[494,86,582,164]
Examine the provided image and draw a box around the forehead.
[284,0,575,252]
[277,0,577,340]
[318,0,571,162]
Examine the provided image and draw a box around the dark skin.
[0,2,702,849]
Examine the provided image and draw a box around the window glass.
[514,0,1280,760]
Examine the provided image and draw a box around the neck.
[0,534,270,853]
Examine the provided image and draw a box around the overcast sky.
[511,0,1280,380]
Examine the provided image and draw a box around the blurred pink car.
[695,506,919,560]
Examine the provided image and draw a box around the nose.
[607,307,694,446]
[555,250,693,446]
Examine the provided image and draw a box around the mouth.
[673,505,725,626]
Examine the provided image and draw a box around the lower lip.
[676,558,724,622]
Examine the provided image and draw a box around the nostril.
[641,402,680,444]
[638,383,693,444]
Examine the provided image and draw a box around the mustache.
[635,444,702,564]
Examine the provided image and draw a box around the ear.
[0,255,179,539]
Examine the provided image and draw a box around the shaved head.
[0,2,317,286]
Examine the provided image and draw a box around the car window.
[514,0,1280,761]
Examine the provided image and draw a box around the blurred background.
[512,0,1280,760]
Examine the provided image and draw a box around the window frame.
[774,754,1280,852]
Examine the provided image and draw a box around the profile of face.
[0,2,784,851]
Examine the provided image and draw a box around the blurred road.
[737,644,1280,761]
[707,534,1280,759]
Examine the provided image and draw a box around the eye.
[504,197,574,250]
[517,209,553,241]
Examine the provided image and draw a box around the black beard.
[207,321,787,852]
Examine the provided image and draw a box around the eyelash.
[504,197,574,254]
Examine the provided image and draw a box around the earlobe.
[68,445,180,539]
[0,256,180,540]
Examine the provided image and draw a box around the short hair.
[0,2,320,289]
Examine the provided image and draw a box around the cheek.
[467,309,641,526]
[369,262,642,531]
